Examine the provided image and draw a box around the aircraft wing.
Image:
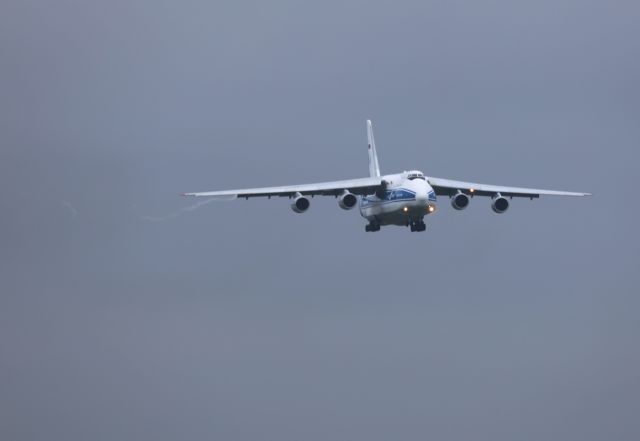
[427,176,591,199]
[182,176,384,199]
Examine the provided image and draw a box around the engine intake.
[451,191,470,210]
[491,194,509,213]
[291,194,310,213]
[338,190,358,210]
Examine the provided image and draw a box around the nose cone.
[414,185,429,206]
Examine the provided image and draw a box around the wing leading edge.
[428,176,591,199]
[182,176,383,199]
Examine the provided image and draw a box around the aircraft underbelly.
[360,199,427,226]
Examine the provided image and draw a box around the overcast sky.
[1,1,639,440]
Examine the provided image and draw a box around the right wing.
[182,176,384,199]
[428,176,591,198]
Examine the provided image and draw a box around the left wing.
[428,176,591,199]
[182,176,383,199]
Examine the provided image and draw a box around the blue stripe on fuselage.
[361,188,416,207]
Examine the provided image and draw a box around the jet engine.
[291,194,310,213]
[491,194,509,213]
[338,190,358,210]
[451,191,470,210]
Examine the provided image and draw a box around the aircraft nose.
[415,188,428,206]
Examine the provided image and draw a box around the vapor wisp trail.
[62,200,79,218]
[135,198,217,222]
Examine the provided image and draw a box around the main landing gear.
[409,220,426,232]
[365,222,380,232]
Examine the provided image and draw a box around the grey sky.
[1,0,639,440]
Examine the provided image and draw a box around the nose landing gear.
[409,220,426,232]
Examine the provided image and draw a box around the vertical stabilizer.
[367,119,381,177]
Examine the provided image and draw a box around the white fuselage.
[359,171,437,226]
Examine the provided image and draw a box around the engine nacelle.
[291,194,310,213]
[338,191,358,210]
[451,191,470,210]
[491,194,509,213]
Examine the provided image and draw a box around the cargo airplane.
[183,120,590,232]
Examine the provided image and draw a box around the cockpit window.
[407,173,425,180]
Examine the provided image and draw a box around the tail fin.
[367,119,381,177]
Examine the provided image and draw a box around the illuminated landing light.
[403,207,409,212]
[469,188,475,193]
[428,206,435,213]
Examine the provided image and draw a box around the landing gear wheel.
[365,222,380,232]
[409,220,426,232]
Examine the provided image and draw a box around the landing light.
[403,207,408,212]
[428,206,435,212]
[469,188,475,193]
